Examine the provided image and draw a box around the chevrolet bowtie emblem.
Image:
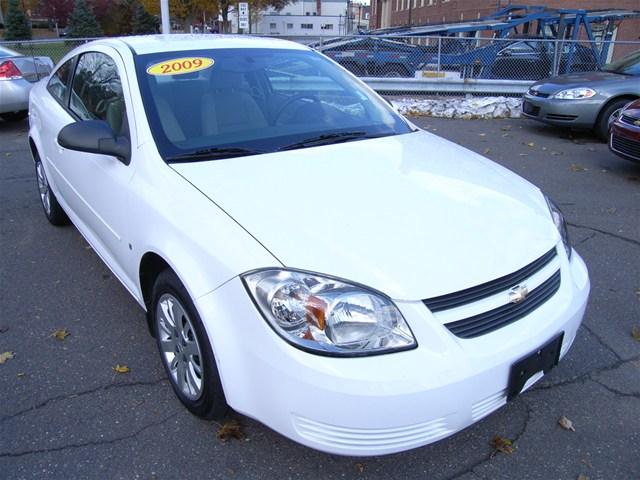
[509,285,529,304]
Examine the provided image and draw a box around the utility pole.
[408,0,412,26]
[160,0,171,34]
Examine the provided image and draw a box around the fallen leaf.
[551,151,562,156]
[51,328,70,341]
[527,142,535,147]
[501,125,512,131]
[0,325,8,334]
[570,164,587,172]
[17,372,26,377]
[483,148,491,155]
[5,152,12,157]
[559,416,576,431]
[631,325,640,342]
[0,351,15,364]
[490,435,514,455]
[478,133,486,137]
[501,133,510,137]
[577,475,590,480]
[635,288,640,299]
[217,419,245,442]
[519,153,528,156]
[542,146,547,151]
[112,364,130,374]
[355,463,365,473]
[587,147,596,152]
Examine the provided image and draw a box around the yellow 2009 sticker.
[146,57,214,76]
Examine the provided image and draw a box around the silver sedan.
[522,50,640,141]
[0,45,53,122]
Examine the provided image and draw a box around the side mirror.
[57,120,131,165]
[501,48,512,57]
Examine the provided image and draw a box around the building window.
[270,22,277,29]
[321,23,334,30]
[286,23,293,29]
[301,23,313,29]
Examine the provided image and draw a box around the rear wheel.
[596,98,633,141]
[34,155,69,226]
[0,111,28,122]
[152,270,228,420]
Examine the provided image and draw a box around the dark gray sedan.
[522,50,640,140]
[0,45,53,122]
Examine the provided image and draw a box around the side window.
[47,58,74,104]
[70,52,128,136]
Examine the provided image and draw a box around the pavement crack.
[575,232,597,246]
[590,378,640,399]
[567,222,640,247]
[581,324,623,362]
[0,378,168,424]
[0,413,177,458]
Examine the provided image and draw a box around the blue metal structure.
[367,6,640,71]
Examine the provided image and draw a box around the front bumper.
[0,78,32,114]
[522,93,601,129]
[196,248,589,456]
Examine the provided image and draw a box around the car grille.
[522,101,540,116]
[611,134,640,160]
[620,114,639,126]
[424,248,560,339]
[545,113,578,121]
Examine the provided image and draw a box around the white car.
[28,35,590,456]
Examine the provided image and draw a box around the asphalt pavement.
[1,115,638,480]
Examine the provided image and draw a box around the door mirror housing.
[501,48,513,57]
[57,120,131,165]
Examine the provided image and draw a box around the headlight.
[545,196,572,258]
[553,88,596,100]
[242,269,416,356]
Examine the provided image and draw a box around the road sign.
[238,2,249,30]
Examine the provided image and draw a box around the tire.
[595,98,633,141]
[382,64,410,77]
[1,111,28,122]
[34,154,69,226]
[151,269,228,420]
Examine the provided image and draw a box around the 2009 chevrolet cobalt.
[28,35,589,456]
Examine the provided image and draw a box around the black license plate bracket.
[507,332,564,401]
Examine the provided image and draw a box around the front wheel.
[34,156,69,226]
[596,98,632,141]
[152,270,228,420]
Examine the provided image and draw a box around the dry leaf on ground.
[559,416,576,431]
[217,419,245,442]
[577,474,590,480]
[571,164,587,172]
[51,329,70,341]
[631,325,640,342]
[478,133,486,137]
[490,435,514,455]
[483,148,491,155]
[112,364,130,374]
[0,351,15,364]
[355,463,365,473]
[0,326,8,334]
[527,142,535,147]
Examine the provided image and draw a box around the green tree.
[67,0,102,38]
[132,3,159,34]
[3,0,32,41]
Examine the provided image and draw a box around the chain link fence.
[2,35,639,95]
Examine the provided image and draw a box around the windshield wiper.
[166,147,265,163]
[277,131,386,151]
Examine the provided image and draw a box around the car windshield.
[601,50,640,75]
[134,47,412,161]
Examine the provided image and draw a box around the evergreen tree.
[132,3,159,35]
[3,0,32,41]
[67,0,103,38]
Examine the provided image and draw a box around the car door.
[47,48,137,289]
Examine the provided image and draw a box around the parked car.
[521,49,640,140]
[609,98,640,163]
[29,34,589,456]
[0,45,53,122]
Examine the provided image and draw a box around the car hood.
[172,131,558,301]
[531,70,630,94]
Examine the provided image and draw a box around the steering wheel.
[273,94,322,124]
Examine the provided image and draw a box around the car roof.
[93,34,310,55]
[0,45,21,57]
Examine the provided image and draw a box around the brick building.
[370,1,640,44]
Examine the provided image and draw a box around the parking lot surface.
[1,115,638,479]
